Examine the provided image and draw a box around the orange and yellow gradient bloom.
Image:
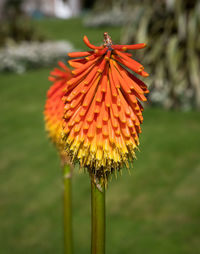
[62,33,149,181]
[44,61,72,159]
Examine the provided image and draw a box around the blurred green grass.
[33,17,122,49]
[0,18,200,254]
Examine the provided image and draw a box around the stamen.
[104,32,113,48]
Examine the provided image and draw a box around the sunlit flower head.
[62,33,149,182]
[44,61,72,160]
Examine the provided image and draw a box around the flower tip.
[141,71,149,77]
[68,61,73,67]
[48,76,54,81]
[83,35,88,41]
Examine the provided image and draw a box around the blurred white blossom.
[83,9,128,27]
[0,41,75,73]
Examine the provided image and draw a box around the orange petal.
[83,66,99,84]
[68,61,84,69]
[97,57,107,73]
[101,72,107,93]
[102,121,109,137]
[108,68,118,97]
[68,51,92,58]
[70,93,84,108]
[72,57,100,75]
[105,80,111,107]
[118,105,127,123]
[112,61,131,94]
[108,119,115,144]
[114,50,143,70]
[113,55,143,75]
[112,43,147,51]
[111,97,119,118]
[82,76,100,107]
[83,35,104,50]
[118,90,131,116]
[110,106,118,128]
[109,60,120,88]
[117,64,145,94]
[87,121,96,138]
[96,106,103,129]
[95,84,103,102]
[102,101,109,121]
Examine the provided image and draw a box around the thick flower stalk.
[62,33,149,183]
[44,62,73,254]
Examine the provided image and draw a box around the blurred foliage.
[121,0,200,110]
[82,0,95,9]
[32,18,121,50]
[0,0,45,47]
[87,0,200,110]
[83,0,128,27]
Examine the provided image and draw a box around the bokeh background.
[0,0,200,253]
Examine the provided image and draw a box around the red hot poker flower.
[62,33,149,182]
[44,61,72,159]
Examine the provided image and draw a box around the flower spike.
[63,33,149,184]
[44,61,72,160]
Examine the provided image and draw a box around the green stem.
[63,164,73,254]
[91,177,106,254]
